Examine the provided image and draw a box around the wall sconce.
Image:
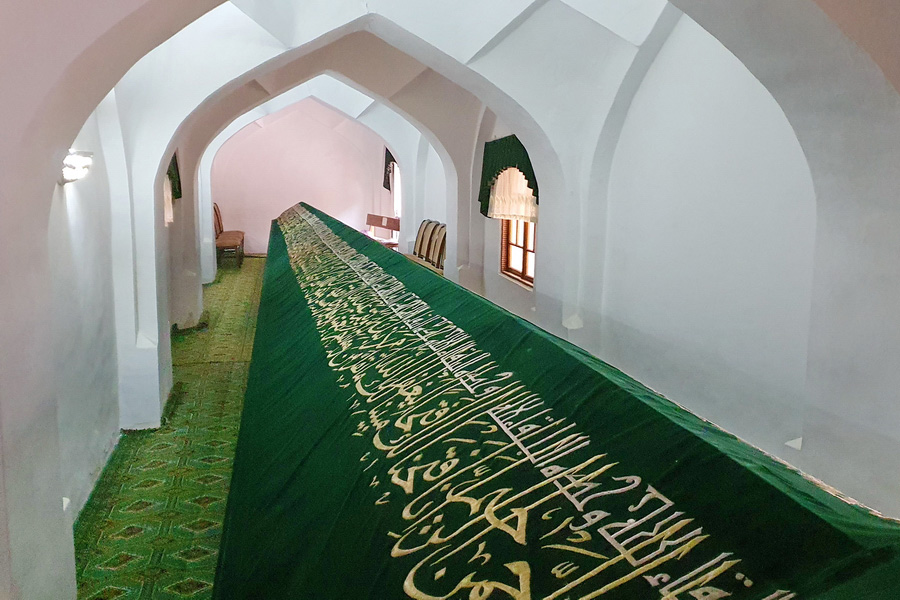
[61,149,93,184]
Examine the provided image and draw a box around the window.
[391,163,402,220]
[163,174,175,226]
[501,219,535,286]
[490,167,537,287]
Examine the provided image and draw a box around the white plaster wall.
[48,113,121,526]
[211,98,392,254]
[369,0,537,64]
[467,0,636,332]
[422,144,446,225]
[672,0,900,517]
[0,2,573,597]
[231,0,367,47]
[357,103,423,252]
[466,0,637,188]
[164,14,565,308]
[110,4,286,426]
[599,15,817,453]
[561,0,668,45]
[568,4,683,336]
[94,90,163,431]
[166,155,204,333]
[467,0,636,188]
[6,1,900,596]
[100,0,890,520]
[198,78,425,280]
[373,66,480,280]
[200,112,264,281]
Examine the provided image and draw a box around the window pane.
[526,251,535,279]
[508,220,518,245]
[526,223,535,251]
[509,246,524,273]
[517,221,525,246]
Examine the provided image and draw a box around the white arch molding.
[3,1,900,597]
[672,0,900,521]
[195,75,440,284]
[158,0,900,526]
[160,15,566,345]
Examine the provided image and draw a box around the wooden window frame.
[500,219,535,287]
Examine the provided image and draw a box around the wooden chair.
[213,203,245,267]
[429,224,447,270]
[417,222,439,259]
[365,213,401,249]
[406,219,447,275]
[413,220,435,256]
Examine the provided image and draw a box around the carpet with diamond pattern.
[73,258,264,599]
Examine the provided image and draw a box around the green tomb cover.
[214,202,900,599]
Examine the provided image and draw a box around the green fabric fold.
[214,203,900,600]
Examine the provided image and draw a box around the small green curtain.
[383,148,395,191]
[167,153,182,200]
[477,135,538,217]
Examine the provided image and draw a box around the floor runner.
[74,258,264,599]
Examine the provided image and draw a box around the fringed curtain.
[487,167,538,223]
[477,134,538,217]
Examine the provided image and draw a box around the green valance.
[477,134,538,217]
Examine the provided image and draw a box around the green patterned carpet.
[74,258,265,599]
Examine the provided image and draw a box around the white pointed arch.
[195,74,430,283]
[161,13,568,318]
[670,0,900,520]
[6,1,900,596]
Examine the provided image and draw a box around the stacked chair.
[406,219,446,274]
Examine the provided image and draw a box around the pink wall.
[211,98,393,254]
[814,0,900,96]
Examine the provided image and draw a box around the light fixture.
[61,149,93,184]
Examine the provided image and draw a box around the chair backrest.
[419,222,439,258]
[436,236,446,270]
[413,220,432,256]
[429,224,447,269]
[366,213,400,233]
[213,203,224,236]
